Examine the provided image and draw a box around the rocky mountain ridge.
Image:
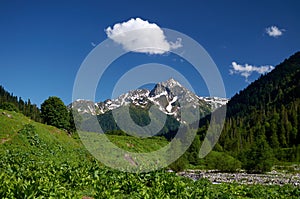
[71,78,228,121]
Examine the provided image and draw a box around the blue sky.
[0,0,299,107]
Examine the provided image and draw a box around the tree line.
[0,86,41,122]
[191,51,300,173]
[0,87,75,133]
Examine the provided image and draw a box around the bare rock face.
[70,78,228,123]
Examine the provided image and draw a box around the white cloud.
[230,62,274,82]
[105,18,182,54]
[265,26,284,37]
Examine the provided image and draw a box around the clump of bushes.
[0,102,19,112]
[204,151,241,172]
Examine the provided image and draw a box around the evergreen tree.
[168,138,188,172]
[197,52,300,166]
[186,135,201,165]
[0,85,41,121]
[241,135,275,173]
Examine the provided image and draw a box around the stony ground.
[178,170,300,186]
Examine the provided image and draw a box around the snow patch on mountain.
[198,96,229,110]
[166,96,177,113]
[70,78,229,120]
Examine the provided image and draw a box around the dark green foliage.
[275,146,300,162]
[80,104,180,139]
[204,151,242,172]
[41,96,70,130]
[168,154,188,172]
[91,104,152,133]
[0,102,19,112]
[167,138,188,172]
[129,104,151,126]
[0,85,41,121]
[196,52,300,171]
[186,135,201,165]
[97,110,119,132]
[105,129,128,136]
[160,115,180,139]
[69,109,81,133]
[240,136,275,173]
[221,52,300,151]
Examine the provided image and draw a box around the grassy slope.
[107,135,168,153]
[0,109,169,197]
[0,109,86,162]
[1,109,299,198]
[0,109,168,160]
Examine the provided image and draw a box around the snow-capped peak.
[70,78,228,121]
[163,78,182,88]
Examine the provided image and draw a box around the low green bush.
[204,151,242,172]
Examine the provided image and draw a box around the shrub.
[241,136,275,173]
[204,151,241,172]
[0,102,18,112]
[169,154,188,172]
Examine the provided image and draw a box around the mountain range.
[1,51,300,174]
[71,78,228,123]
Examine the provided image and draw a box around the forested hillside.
[215,52,300,168]
[0,86,41,122]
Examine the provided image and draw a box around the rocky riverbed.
[178,170,300,186]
